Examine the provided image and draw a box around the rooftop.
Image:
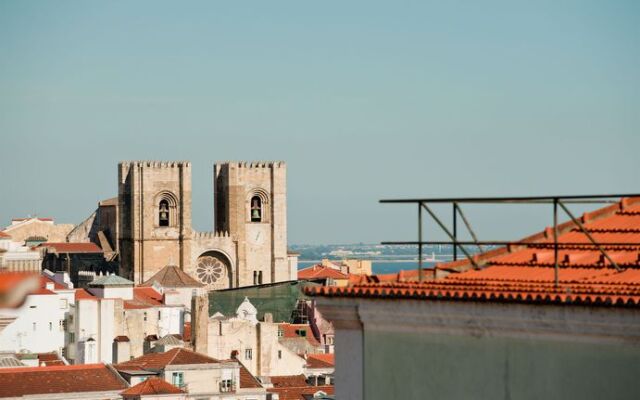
[140,265,204,288]
[115,348,220,371]
[39,242,103,254]
[309,197,640,307]
[279,323,322,346]
[124,287,164,309]
[121,377,185,396]
[305,354,335,369]
[0,364,127,397]
[267,385,334,400]
[238,361,263,389]
[298,265,349,280]
[89,274,134,287]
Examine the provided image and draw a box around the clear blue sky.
[1,1,639,244]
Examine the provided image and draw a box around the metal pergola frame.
[380,194,640,286]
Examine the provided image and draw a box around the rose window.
[196,256,226,285]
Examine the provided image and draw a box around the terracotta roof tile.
[279,323,321,346]
[75,288,97,301]
[270,375,309,388]
[267,385,334,400]
[140,265,204,288]
[39,242,103,253]
[35,352,65,367]
[0,231,11,239]
[121,377,184,396]
[309,197,640,307]
[298,265,348,280]
[238,361,263,389]
[0,364,127,397]
[115,348,220,371]
[305,354,334,369]
[124,287,163,309]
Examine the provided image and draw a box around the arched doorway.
[194,251,232,290]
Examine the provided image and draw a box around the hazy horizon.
[2,1,639,244]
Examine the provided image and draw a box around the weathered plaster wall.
[318,297,640,400]
[3,220,74,243]
[365,330,640,400]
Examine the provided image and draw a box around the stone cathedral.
[117,161,296,289]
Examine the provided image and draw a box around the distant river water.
[298,260,438,275]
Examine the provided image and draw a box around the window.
[159,199,170,227]
[296,329,307,337]
[158,310,161,320]
[250,196,262,222]
[220,379,234,393]
[278,350,282,359]
[253,271,264,285]
[49,322,52,331]
[171,372,184,387]
[143,312,147,322]
[59,298,68,309]
[277,328,284,337]
[245,348,253,360]
[32,322,36,331]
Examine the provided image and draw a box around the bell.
[160,211,168,219]
[252,209,261,219]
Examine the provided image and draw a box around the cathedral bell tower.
[214,161,290,287]
[118,161,192,284]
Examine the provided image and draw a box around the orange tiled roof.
[140,265,204,288]
[238,361,263,389]
[267,385,334,400]
[39,242,103,253]
[0,272,40,308]
[298,264,348,280]
[115,348,220,371]
[35,352,65,367]
[306,353,334,369]
[270,375,309,388]
[279,323,321,346]
[0,231,10,239]
[121,377,184,396]
[124,287,163,309]
[309,197,640,307]
[75,288,96,301]
[0,364,127,397]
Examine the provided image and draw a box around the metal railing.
[380,194,640,286]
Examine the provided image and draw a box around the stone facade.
[118,160,294,289]
[2,218,74,243]
[118,162,193,284]
[214,161,289,287]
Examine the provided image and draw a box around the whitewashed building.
[0,274,73,355]
[207,298,307,378]
[67,273,185,364]
[0,231,42,272]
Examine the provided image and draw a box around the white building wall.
[158,307,183,337]
[207,318,305,377]
[0,293,66,354]
[89,286,133,300]
[74,298,115,364]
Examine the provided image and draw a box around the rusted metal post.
[553,198,559,288]
[418,202,423,282]
[453,203,458,261]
